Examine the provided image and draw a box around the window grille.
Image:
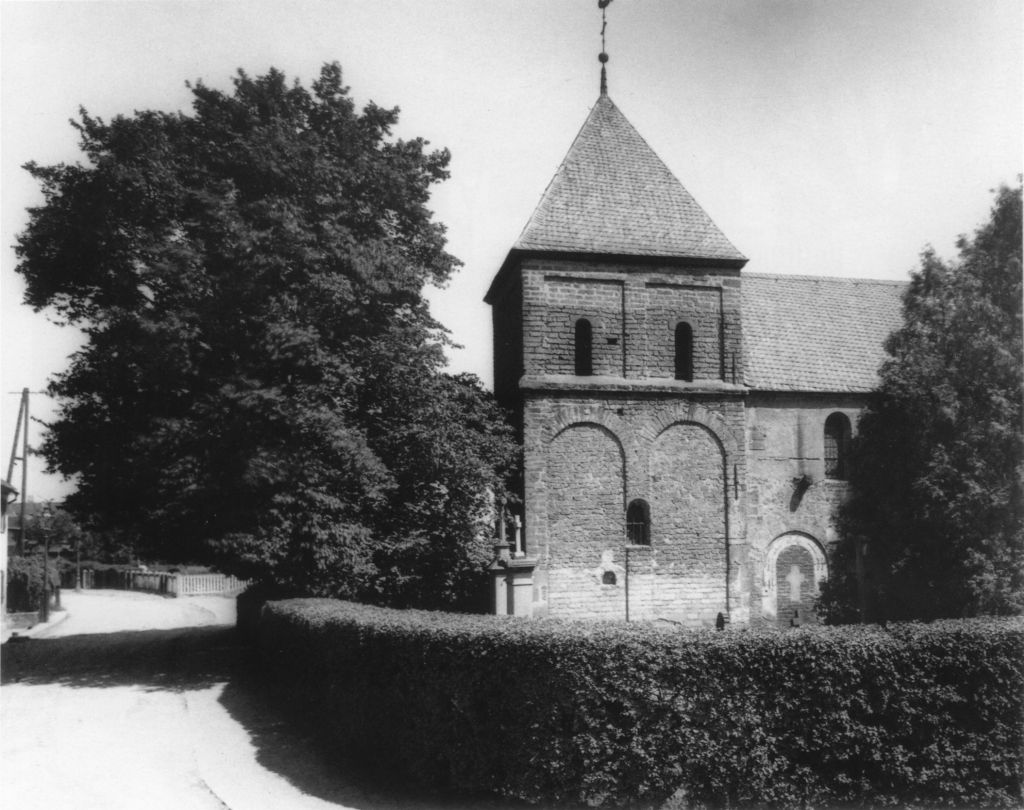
[824,412,851,479]
[626,499,650,546]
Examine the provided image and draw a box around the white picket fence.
[167,572,250,597]
[77,569,250,598]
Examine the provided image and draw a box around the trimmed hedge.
[257,600,1024,808]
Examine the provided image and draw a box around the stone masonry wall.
[537,275,624,377]
[524,392,747,627]
[647,422,728,624]
[638,283,723,381]
[545,423,626,618]
[520,259,743,384]
[509,257,749,626]
[490,273,523,407]
[745,393,868,623]
[492,256,868,627]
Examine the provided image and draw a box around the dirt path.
[36,588,238,637]
[1,591,510,810]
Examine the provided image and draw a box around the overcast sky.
[2,0,1021,501]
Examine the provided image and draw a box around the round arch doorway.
[762,533,828,628]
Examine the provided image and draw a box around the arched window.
[602,571,617,586]
[824,412,851,480]
[626,499,651,546]
[674,322,693,381]
[574,318,593,376]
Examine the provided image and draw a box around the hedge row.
[256,599,1024,808]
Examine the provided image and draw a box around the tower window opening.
[575,318,593,376]
[674,322,693,381]
[824,412,852,479]
[626,499,651,546]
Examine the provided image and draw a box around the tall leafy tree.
[821,183,1023,622]
[16,64,516,607]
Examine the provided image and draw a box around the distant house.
[486,90,904,627]
[1,480,18,617]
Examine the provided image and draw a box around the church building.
[485,82,905,628]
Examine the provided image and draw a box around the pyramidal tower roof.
[513,94,746,264]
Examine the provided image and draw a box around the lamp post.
[38,502,53,623]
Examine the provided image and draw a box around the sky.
[1,0,1021,502]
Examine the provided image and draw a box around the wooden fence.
[168,573,250,597]
[68,569,250,598]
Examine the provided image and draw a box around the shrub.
[6,555,61,613]
[257,600,1024,808]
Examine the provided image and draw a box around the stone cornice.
[519,374,748,396]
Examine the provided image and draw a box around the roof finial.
[599,0,612,95]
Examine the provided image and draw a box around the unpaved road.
[1,590,508,810]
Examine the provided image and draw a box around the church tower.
[485,81,752,626]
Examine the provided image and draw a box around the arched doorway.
[762,533,827,628]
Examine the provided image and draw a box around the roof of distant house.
[513,94,746,263]
[742,273,907,392]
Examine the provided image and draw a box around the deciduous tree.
[16,64,516,607]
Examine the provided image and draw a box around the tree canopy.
[821,182,1024,622]
[16,64,516,609]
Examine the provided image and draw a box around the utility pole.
[6,388,31,555]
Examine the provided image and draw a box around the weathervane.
[599,0,612,95]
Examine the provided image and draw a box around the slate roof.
[742,274,907,392]
[513,94,746,263]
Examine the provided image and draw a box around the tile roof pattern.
[742,274,907,392]
[514,94,746,262]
